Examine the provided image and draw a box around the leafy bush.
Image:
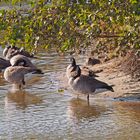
[0,0,139,55]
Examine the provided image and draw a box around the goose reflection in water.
[67,98,107,122]
[5,90,43,109]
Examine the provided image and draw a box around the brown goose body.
[69,75,114,94]
[4,55,43,89]
[4,66,36,85]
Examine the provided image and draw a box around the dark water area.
[0,48,140,140]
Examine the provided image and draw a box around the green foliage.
[0,0,140,54]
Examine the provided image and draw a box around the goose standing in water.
[68,58,114,100]
[4,56,43,89]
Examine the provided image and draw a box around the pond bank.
[59,56,140,102]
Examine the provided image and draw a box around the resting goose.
[4,56,43,89]
[68,59,114,100]
[0,53,36,72]
[10,54,36,68]
[3,46,34,60]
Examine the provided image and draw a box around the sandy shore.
[91,58,140,100]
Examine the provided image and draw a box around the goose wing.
[73,75,113,93]
[7,66,37,75]
[10,55,36,68]
[71,76,95,93]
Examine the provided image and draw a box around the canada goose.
[86,57,101,66]
[4,58,43,89]
[3,46,34,60]
[68,61,114,100]
[11,55,43,74]
[0,54,35,72]
[66,57,98,79]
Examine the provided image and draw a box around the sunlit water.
[0,48,140,140]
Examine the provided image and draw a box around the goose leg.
[19,84,22,89]
[87,94,89,101]
[22,78,25,85]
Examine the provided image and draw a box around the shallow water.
[0,48,140,140]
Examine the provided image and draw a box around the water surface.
[0,49,140,140]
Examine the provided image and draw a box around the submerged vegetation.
[0,0,140,55]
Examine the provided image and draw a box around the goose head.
[19,47,34,58]
[70,57,81,78]
[4,46,19,60]
[70,57,76,67]
[3,46,11,57]
[3,46,35,60]
[66,57,79,79]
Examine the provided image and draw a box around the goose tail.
[32,69,44,74]
[105,85,114,92]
